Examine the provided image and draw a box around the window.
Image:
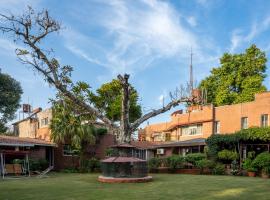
[261,114,268,127]
[182,124,202,136]
[63,145,79,156]
[214,121,220,134]
[40,117,49,126]
[241,117,248,129]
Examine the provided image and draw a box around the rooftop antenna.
[189,47,193,96]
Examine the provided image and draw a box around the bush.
[252,152,270,174]
[212,163,225,175]
[242,158,257,172]
[80,158,100,173]
[148,157,161,169]
[13,159,23,164]
[217,149,238,162]
[29,159,49,171]
[185,153,206,165]
[195,159,215,170]
[62,167,79,173]
[166,155,185,169]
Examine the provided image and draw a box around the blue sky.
[1,0,270,127]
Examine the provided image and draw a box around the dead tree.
[0,7,191,143]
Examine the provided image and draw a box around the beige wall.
[16,108,52,141]
[17,119,38,138]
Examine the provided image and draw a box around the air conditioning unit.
[157,148,165,155]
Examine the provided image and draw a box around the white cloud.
[63,0,208,76]
[230,16,270,52]
[186,16,197,27]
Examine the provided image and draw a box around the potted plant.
[242,158,257,177]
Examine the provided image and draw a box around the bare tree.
[0,7,191,143]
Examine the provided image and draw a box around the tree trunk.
[118,74,131,143]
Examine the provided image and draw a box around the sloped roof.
[0,135,55,147]
[101,156,146,163]
[155,138,206,148]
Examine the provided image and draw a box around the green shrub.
[195,159,215,170]
[185,153,206,165]
[217,149,238,162]
[166,155,185,169]
[148,157,161,169]
[29,159,49,171]
[252,152,270,174]
[12,159,23,164]
[212,163,225,175]
[62,167,79,173]
[80,158,100,173]
[242,158,257,172]
[230,160,239,175]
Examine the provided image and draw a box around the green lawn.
[1,173,270,200]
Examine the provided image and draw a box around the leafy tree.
[0,71,22,133]
[89,79,142,123]
[50,94,107,163]
[199,45,267,106]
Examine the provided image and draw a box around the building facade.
[139,91,270,144]
[12,107,116,170]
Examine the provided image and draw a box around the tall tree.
[89,79,142,123]
[0,7,190,143]
[0,71,22,133]
[199,45,267,106]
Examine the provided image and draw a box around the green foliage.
[217,149,239,161]
[29,159,49,171]
[252,152,270,174]
[50,95,106,151]
[105,148,119,157]
[185,153,206,165]
[166,155,185,169]
[89,79,142,123]
[0,71,23,133]
[61,167,79,173]
[80,158,100,173]
[195,159,215,170]
[242,158,257,172]
[12,159,23,164]
[206,127,270,158]
[199,45,267,106]
[230,160,239,175]
[212,163,225,175]
[148,157,162,169]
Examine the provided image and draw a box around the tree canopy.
[89,79,142,123]
[0,71,22,133]
[199,45,267,106]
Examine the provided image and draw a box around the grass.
[1,173,270,200]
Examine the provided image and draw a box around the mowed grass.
[1,173,270,200]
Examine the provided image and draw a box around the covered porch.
[0,135,55,179]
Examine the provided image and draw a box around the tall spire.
[189,47,193,95]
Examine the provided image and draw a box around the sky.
[1,0,270,128]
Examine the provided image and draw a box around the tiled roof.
[130,141,161,149]
[101,156,146,163]
[155,138,206,148]
[0,135,56,147]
